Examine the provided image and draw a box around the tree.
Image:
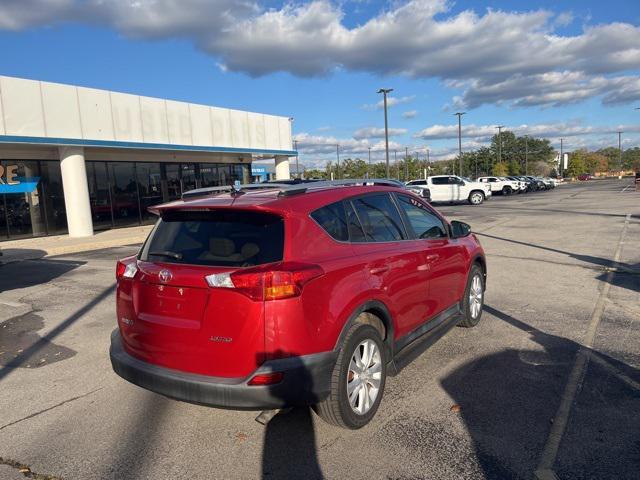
[581,151,608,174]
[493,162,508,176]
[622,147,640,171]
[566,151,586,178]
[508,159,521,175]
[596,147,620,172]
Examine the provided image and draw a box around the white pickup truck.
[476,176,522,195]
[407,175,491,205]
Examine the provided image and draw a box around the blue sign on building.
[0,174,40,194]
[251,165,269,182]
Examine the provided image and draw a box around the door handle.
[369,265,390,275]
[426,254,440,262]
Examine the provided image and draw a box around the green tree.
[596,147,620,172]
[340,158,368,178]
[304,168,327,180]
[622,147,640,171]
[566,151,586,178]
[493,162,509,176]
[508,159,521,175]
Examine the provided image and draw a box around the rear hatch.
[117,208,284,378]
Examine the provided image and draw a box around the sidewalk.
[0,225,153,264]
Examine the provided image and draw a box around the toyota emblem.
[158,269,172,283]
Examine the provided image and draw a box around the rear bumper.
[109,330,337,410]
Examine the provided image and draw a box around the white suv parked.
[476,176,521,195]
[418,175,491,205]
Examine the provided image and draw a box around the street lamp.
[367,147,372,179]
[496,126,504,167]
[618,131,623,172]
[559,138,564,177]
[336,144,340,179]
[293,139,299,179]
[377,88,393,178]
[454,112,466,176]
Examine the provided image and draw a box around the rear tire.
[458,264,485,328]
[468,190,485,205]
[502,186,512,195]
[313,323,386,429]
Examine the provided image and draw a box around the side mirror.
[458,180,465,185]
[450,220,471,238]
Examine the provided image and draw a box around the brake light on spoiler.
[205,262,324,301]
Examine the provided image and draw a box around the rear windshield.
[140,210,284,267]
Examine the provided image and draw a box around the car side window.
[310,201,349,242]
[431,177,448,185]
[344,201,367,242]
[396,195,448,240]
[350,193,406,242]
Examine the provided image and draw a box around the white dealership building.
[0,75,295,240]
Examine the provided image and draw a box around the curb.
[0,233,149,265]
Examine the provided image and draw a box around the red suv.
[110,180,486,429]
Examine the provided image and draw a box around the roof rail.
[181,178,406,200]
[181,183,296,200]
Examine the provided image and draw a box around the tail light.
[116,260,138,280]
[248,372,284,386]
[205,262,324,301]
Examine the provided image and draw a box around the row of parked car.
[405,175,559,205]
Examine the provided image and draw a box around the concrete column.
[59,146,94,237]
[274,156,291,180]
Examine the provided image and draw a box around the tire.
[502,186,512,195]
[468,190,485,205]
[458,264,485,328]
[313,323,386,429]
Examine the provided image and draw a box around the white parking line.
[534,213,631,480]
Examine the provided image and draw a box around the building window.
[1,160,68,240]
[1,159,253,241]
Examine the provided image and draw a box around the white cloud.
[1,1,639,107]
[361,95,416,110]
[352,126,407,139]
[415,120,640,141]
[402,110,418,119]
[293,132,403,156]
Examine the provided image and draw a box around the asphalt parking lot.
[1,178,638,480]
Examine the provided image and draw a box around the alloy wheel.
[469,274,483,319]
[347,339,382,415]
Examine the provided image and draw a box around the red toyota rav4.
[110,180,486,429]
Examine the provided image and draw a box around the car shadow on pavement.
[479,205,630,219]
[99,393,171,480]
[0,255,85,293]
[440,305,640,479]
[477,232,640,293]
[0,284,114,382]
[261,353,323,480]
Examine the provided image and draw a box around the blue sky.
[1,0,639,167]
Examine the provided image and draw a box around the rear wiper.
[148,250,183,260]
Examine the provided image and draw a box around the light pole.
[560,138,564,177]
[426,148,430,179]
[394,150,399,179]
[454,112,466,176]
[293,139,299,179]
[405,146,409,181]
[367,146,372,179]
[336,144,340,180]
[524,136,528,175]
[618,131,623,172]
[496,126,504,168]
[377,88,393,178]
